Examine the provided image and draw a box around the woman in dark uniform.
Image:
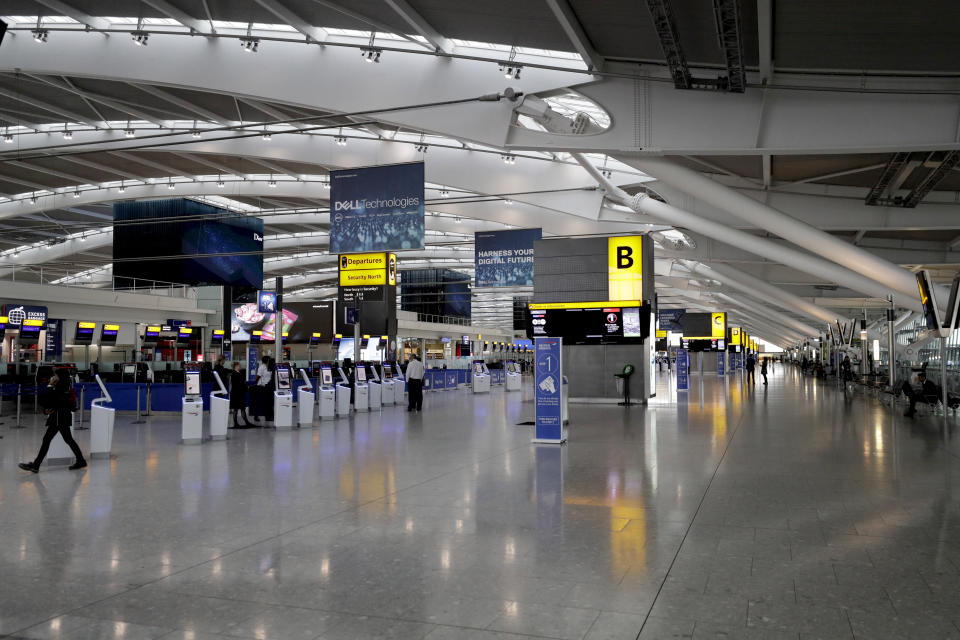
[229,362,253,428]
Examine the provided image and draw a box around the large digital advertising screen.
[329,162,424,253]
[113,199,263,288]
[527,302,649,344]
[474,228,541,287]
[232,301,334,343]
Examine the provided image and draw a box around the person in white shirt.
[405,354,425,412]
[252,355,273,425]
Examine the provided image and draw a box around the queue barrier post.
[131,384,145,424]
[75,385,88,430]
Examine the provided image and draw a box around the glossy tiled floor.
[2,367,960,639]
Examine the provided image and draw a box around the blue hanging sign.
[247,345,259,383]
[677,348,689,391]
[257,290,277,314]
[534,337,564,443]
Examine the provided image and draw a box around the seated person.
[901,372,939,417]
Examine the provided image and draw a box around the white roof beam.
[129,83,232,125]
[312,0,434,50]
[248,158,301,179]
[22,74,166,127]
[544,0,604,72]
[253,0,328,43]
[57,156,151,183]
[141,0,215,34]
[170,152,250,179]
[383,0,454,53]
[7,160,93,185]
[63,207,112,220]
[33,0,111,31]
[108,151,195,179]
[0,88,100,129]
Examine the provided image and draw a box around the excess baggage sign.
[330,162,424,253]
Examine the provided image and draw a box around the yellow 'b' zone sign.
[608,236,643,301]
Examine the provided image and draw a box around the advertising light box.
[474,228,541,287]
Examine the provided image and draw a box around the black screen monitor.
[19,320,42,345]
[143,325,161,343]
[917,270,942,331]
[310,332,322,346]
[211,329,225,344]
[176,327,194,345]
[100,324,119,346]
[75,321,96,345]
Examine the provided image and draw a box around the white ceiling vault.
[2,1,960,343]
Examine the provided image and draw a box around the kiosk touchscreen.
[297,368,316,427]
[181,366,204,445]
[273,363,295,429]
[505,359,522,391]
[335,365,351,416]
[472,359,491,393]
[353,362,369,411]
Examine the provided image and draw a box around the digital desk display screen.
[529,306,647,344]
[75,322,95,344]
[211,330,224,344]
[185,371,201,395]
[474,362,484,376]
[356,366,367,382]
[321,367,333,385]
[100,324,119,345]
[144,326,161,343]
[20,320,42,343]
[281,332,289,342]
[177,328,193,344]
[275,366,291,390]
[310,332,322,346]
[0,316,6,332]
[123,364,136,375]
[250,331,263,344]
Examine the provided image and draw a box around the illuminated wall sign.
[711,312,726,339]
[607,236,643,301]
[338,252,396,286]
[730,326,741,346]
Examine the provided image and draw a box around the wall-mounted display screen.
[113,198,263,288]
[917,270,942,331]
[75,321,95,345]
[176,327,193,345]
[527,304,649,344]
[310,332,322,346]
[143,325,161,343]
[680,312,726,340]
[100,324,119,345]
[210,329,225,344]
[250,330,263,344]
[19,319,42,344]
[0,316,7,332]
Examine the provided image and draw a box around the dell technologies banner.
[330,162,425,253]
[474,228,541,287]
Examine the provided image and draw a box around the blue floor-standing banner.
[534,337,565,443]
[247,346,259,383]
[717,351,725,376]
[677,348,689,391]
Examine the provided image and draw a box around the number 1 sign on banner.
[534,337,565,444]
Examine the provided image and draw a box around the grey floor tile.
[486,603,600,640]
[583,611,648,639]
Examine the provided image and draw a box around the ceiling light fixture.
[29,194,37,204]
[3,133,13,143]
[125,128,135,138]
[118,183,126,193]
[132,30,149,46]
[440,189,449,198]
[240,37,260,53]
[501,154,517,165]
[415,143,428,153]
[73,190,80,198]
[62,128,72,140]
[335,136,347,146]
[268,176,277,187]
[32,29,49,43]
[192,129,201,138]
[361,47,382,63]
[262,129,272,141]
[167,181,175,190]
[504,198,513,205]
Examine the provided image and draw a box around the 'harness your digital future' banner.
[330,162,425,253]
[474,228,542,287]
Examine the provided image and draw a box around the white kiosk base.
[209,395,229,440]
[90,404,116,457]
[319,387,336,419]
[181,397,204,444]
[368,382,382,410]
[335,384,351,416]
[394,379,406,404]
[472,375,491,393]
[506,373,521,391]
[381,380,396,405]
[274,391,295,429]
[354,384,369,412]
[298,387,316,427]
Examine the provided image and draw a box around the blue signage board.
[257,290,277,314]
[330,162,425,253]
[3,304,48,326]
[717,351,725,376]
[445,370,458,389]
[534,337,564,443]
[658,308,685,331]
[247,345,259,384]
[676,348,689,391]
[474,228,542,287]
[45,319,63,360]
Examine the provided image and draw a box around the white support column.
[627,156,922,301]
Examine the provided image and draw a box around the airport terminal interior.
[2,2,960,638]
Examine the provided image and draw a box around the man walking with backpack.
[19,368,86,472]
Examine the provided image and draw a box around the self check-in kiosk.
[335,364,351,416]
[353,361,370,411]
[298,368,315,427]
[209,370,229,440]
[379,363,396,405]
[181,364,203,444]
[273,362,295,429]
[391,363,406,403]
[318,363,336,419]
[364,362,382,410]
[505,360,522,391]
[89,374,116,459]
[472,359,491,393]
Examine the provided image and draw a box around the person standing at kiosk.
[405,354,425,412]
[229,362,253,428]
[19,369,86,472]
[252,355,273,426]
